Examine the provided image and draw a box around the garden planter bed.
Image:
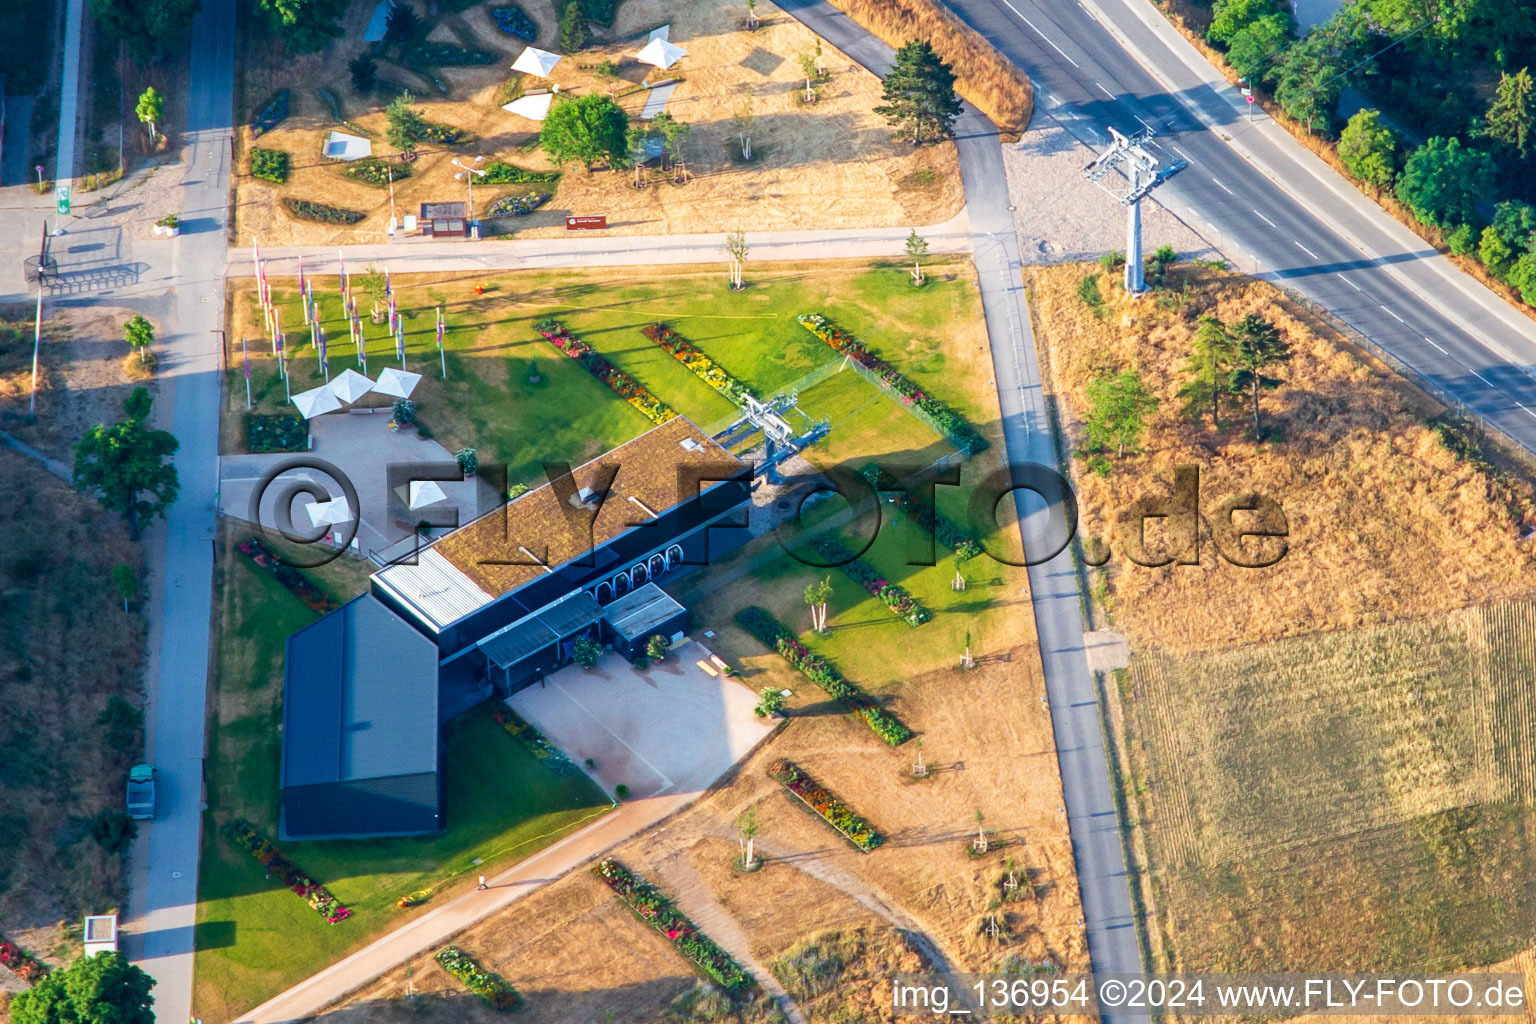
[593,859,752,991]
[252,90,289,136]
[533,318,675,424]
[342,158,410,187]
[642,323,756,406]
[735,607,912,746]
[798,313,987,455]
[435,945,522,1010]
[482,161,559,184]
[490,707,578,776]
[244,412,308,453]
[406,43,497,66]
[283,198,364,225]
[0,935,48,983]
[251,147,290,184]
[237,538,340,614]
[768,759,883,852]
[222,820,352,923]
[862,466,983,561]
[490,4,538,39]
[810,534,931,626]
[487,193,550,216]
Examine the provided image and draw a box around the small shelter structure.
[419,201,468,238]
[503,92,555,121]
[322,131,372,161]
[329,368,375,404]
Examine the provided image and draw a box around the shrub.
[481,161,560,184]
[491,5,538,39]
[455,447,479,474]
[392,397,417,424]
[343,158,410,187]
[348,52,378,92]
[580,0,621,25]
[1395,136,1496,229]
[87,809,137,853]
[404,43,498,66]
[1337,109,1399,189]
[250,147,289,183]
[755,687,785,717]
[384,1,422,44]
[614,783,630,799]
[573,635,602,668]
[155,213,179,229]
[1076,273,1105,316]
[646,634,669,660]
[244,413,309,452]
[97,695,142,749]
[252,90,289,136]
[486,193,550,216]
[434,946,521,1010]
[282,198,364,224]
[1447,222,1477,255]
[558,0,588,52]
[1099,250,1124,272]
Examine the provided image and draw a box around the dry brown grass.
[0,450,145,966]
[1027,261,1536,655]
[233,0,963,246]
[822,0,1033,137]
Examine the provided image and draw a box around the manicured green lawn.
[226,259,984,485]
[195,543,610,1021]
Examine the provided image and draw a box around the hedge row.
[861,465,984,561]
[282,198,364,224]
[533,318,675,424]
[735,607,912,746]
[435,946,521,1010]
[482,161,560,184]
[594,859,751,990]
[809,534,931,626]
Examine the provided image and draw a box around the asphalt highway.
[948,0,1536,450]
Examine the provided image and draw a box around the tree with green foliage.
[804,576,832,632]
[256,0,349,52]
[349,52,378,93]
[1395,136,1496,228]
[573,635,602,668]
[89,0,198,56]
[1508,252,1536,305]
[1478,67,1535,158]
[1227,314,1292,438]
[73,388,179,541]
[646,633,669,660]
[135,86,164,143]
[1178,316,1235,431]
[97,693,142,748]
[1225,14,1290,81]
[1082,369,1158,459]
[736,807,761,868]
[874,41,963,145]
[558,0,589,53]
[123,313,155,365]
[654,111,691,178]
[905,228,929,285]
[540,93,630,170]
[111,564,140,611]
[754,687,785,718]
[10,951,155,1024]
[385,91,428,156]
[384,0,421,44]
[1207,0,1283,46]
[1271,33,1351,130]
[1337,109,1399,188]
[1479,200,1536,277]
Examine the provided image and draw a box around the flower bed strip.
[435,945,522,1010]
[533,318,675,425]
[641,322,757,406]
[0,935,48,984]
[222,819,353,923]
[809,534,931,626]
[862,466,984,561]
[797,313,987,455]
[490,707,578,776]
[735,607,912,746]
[594,859,752,991]
[767,759,883,851]
[237,537,339,614]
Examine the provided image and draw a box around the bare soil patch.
[233,0,962,247]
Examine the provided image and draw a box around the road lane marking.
[1343,277,1362,291]
[1519,403,1536,420]
[1173,146,1192,161]
[1423,335,1448,354]
[1471,369,1494,386]
[1096,81,1115,98]
[1211,176,1235,195]
[1380,304,1406,324]
[1253,210,1276,228]
[999,0,1082,67]
[1295,241,1319,259]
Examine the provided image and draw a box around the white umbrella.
[304,496,354,527]
[635,37,686,70]
[329,367,375,404]
[292,385,342,419]
[409,480,449,509]
[372,367,423,399]
[503,92,554,121]
[511,45,561,77]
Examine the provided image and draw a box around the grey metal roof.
[373,547,495,633]
[537,590,604,636]
[282,595,440,788]
[605,582,685,640]
[478,616,558,669]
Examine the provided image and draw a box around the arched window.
[613,573,631,596]
[630,562,649,586]
[664,544,684,569]
[648,553,667,578]
[594,580,613,605]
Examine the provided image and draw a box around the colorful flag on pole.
[396,323,405,365]
[385,266,392,298]
[320,327,329,380]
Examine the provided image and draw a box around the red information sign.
[566,215,608,230]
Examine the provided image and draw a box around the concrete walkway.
[54,0,84,185]
[226,211,974,277]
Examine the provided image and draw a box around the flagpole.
[242,336,252,410]
[437,305,446,379]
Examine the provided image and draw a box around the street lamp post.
[452,156,486,239]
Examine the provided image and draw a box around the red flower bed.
[222,819,353,924]
[0,936,48,983]
[533,318,675,425]
[594,859,751,991]
[237,537,340,614]
[768,759,883,851]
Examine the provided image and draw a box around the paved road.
[947,0,1536,455]
[118,0,235,1019]
[54,0,84,185]
[777,0,1146,1010]
[224,211,974,277]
